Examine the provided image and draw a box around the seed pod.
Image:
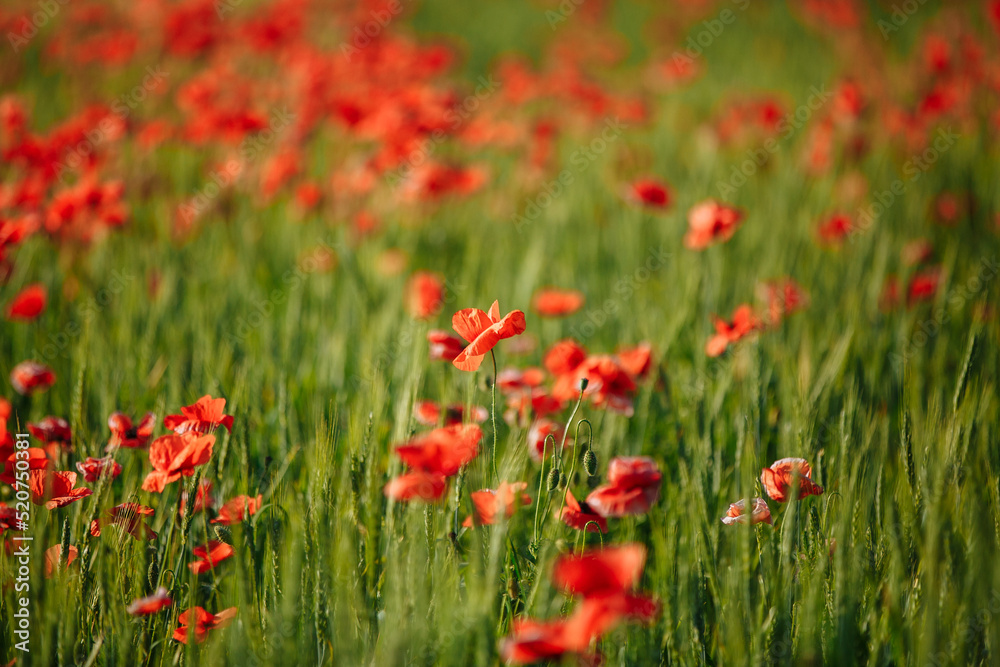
[147,556,159,588]
[214,525,233,543]
[583,450,598,477]
[546,468,559,491]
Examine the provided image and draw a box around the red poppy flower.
[141,432,216,493]
[90,502,157,540]
[427,330,464,362]
[413,400,488,426]
[552,355,637,415]
[531,288,585,318]
[163,395,233,435]
[544,339,588,376]
[211,494,263,524]
[75,456,122,483]
[451,301,526,371]
[0,447,49,485]
[394,424,482,477]
[685,200,744,250]
[107,411,156,450]
[189,540,235,574]
[816,213,853,246]
[559,490,608,533]
[721,498,772,525]
[760,279,808,326]
[29,470,93,509]
[0,503,20,534]
[552,544,647,596]
[527,418,567,462]
[463,481,531,527]
[586,456,662,518]
[627,178,671,209]
[10,361,55,395]
[172,606,237,644]
[500,618,577,665]
[0,398,12,450]
[705,305,762,357]
[405,271,445,320]
[760,458,823,502]
[565,590,660,645]
[43,544,78,578]
[383,470,449,502]
[907,268,940,306]
[5,283,46,321]
[127,587,173,616]
[28,416,72,456]
[615,342,652,380]
[497,367,546,395]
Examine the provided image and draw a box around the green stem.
[491,349,499,484]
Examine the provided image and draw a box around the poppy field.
[2,0,1000,665]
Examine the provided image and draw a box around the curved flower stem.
[491,349,500,484]
[532,434,556,547]
[553,382,589,530]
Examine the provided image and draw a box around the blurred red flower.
[531,287,585,318]
[706,305,761,357]
[127,587,173,616]
[43,544,78,578]
[721,497,772,525]
[75,456,122,483]
[163,395,233,435]
[406,271,446,319]
[586,456,662,517]
[211,494,264,525]
[427,330,464,362]
[107,411,157,450]
[172,606,237,644]
[5,283,46,321]
[29,470,92,509]
[685,200,744,249]
[141,432,215,493]
[10,361,56,395]
[463,481,531,527]
[189,540,235,574]
[559,490,608,533]
[90,502,156,540]
[761,458,823,502]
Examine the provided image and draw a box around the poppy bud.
[546,468,559,491]
[148,558,159,588]
[558,471,568,489]
[214,525,233,543]
[583,450,598,476]
[579,377,589,392]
